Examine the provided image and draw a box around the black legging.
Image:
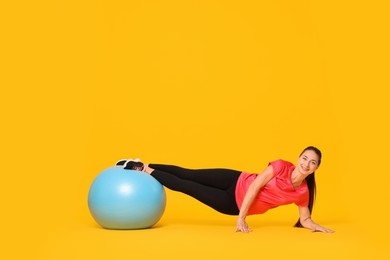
[149,164,241,215]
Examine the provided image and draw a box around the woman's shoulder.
[270,159,294,166]
[269,159,294,175]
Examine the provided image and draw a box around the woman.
[116,146,334,233]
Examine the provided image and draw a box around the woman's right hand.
[234,166,274,233]
[235,217,251,233]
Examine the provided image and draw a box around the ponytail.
[293,146,321,227]
[294,172,316,227]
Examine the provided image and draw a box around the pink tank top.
[235,160,309,215]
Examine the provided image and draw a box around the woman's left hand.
[313,225,335,233]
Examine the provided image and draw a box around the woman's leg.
[148,168,240,215]
[148,164,241,190]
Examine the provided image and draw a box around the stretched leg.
[148,164,241,190]
[148,168,240,215]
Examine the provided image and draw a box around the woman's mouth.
[301,165,310,172]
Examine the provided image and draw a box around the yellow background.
[1,0,389,259]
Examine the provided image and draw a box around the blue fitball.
[88,167,166,229]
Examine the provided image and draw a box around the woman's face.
[297,150,320,175]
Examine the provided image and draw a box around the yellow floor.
[34,222,370,260]
[3,188,387,260]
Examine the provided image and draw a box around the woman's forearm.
[235,185,259,233]
[235,166,274,233]
[238,186,258,219]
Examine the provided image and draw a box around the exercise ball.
[88,166,166,229]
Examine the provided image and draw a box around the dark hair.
[294,146,322,228]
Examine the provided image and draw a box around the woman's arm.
[298,206,335,233]
[235,165,274,233]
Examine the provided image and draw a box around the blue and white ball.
[88,167,166,229]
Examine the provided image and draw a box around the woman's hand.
[313,224,335,233]
[235,217,252,233]
[298,206,335,233]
